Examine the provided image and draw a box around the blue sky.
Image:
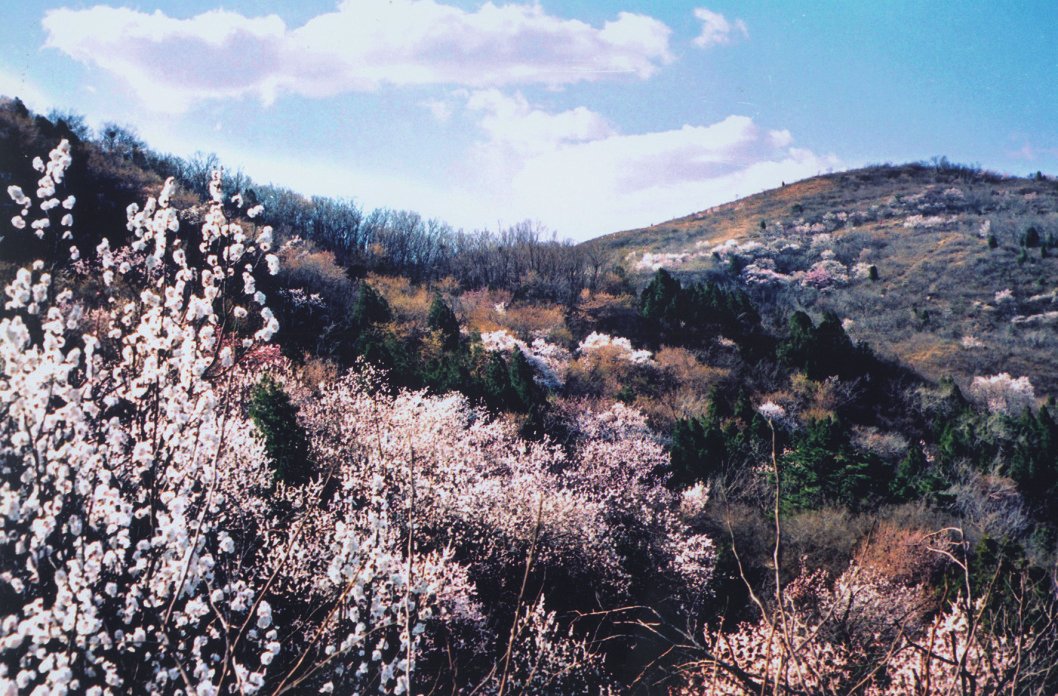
[1,1,1056,241]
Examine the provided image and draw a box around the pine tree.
[639,268,681,321]
[507,349,539,412]
[427,293,461,351]
[248,375,313,486]
[353,282,391,327]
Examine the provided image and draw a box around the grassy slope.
[588,164,1058,396]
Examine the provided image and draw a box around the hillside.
[592,162,1058,396]
[3,99,1058,694]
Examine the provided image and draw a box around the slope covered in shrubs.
[595,160,1058,396]
[1,100,1058,693]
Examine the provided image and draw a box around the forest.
[2,99,1058,694]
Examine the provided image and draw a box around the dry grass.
[457,288,512,335]
[855,519,948,586]
[642,347,728,428]
[589,163,1058,397]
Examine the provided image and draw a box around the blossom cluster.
[903,213,959,229]
[880,597,1018,694]
[851,261,874,280]
[686,561,1016,695]
[898,185,970,214]
[969,372,1037,415]
[7,139,75,242]
[1011,310,1058,326]
[577,331,654,365]
[634,251,691,271]
[0,142,456,695]
[799,258,850,289]
[704,232,857,290]
[479,329,570,388]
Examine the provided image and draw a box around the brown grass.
[369,273,433,326]
[588,162,1058,397]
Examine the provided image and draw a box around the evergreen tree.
[481,351,513,410]
[891,445,944,501]
[507,349,540,412]
[353,282,391,327]
[777,310,863,380]
[780,417,885,512]
[670,415,726,487]
[1008,406,1058,517]
[777,311,816,373]
[248,375,313,486]
[641,269,762,344]
[422,350,468,394]
[427,293,461,351]
[639,268,682,321]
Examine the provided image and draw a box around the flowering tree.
[577,331,654,365]
[969,373,1036,415]
[678,547,1038,695]
[479,329,569,389]
[0,142,454,694]
[299,373,713,605]
[296,372,721,687]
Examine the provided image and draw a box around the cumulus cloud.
[462,96,838,240]
[42,7,287,112]
[42,1,673,112]
[692,8,748,48]
[467,90,615,157]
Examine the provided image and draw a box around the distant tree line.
[0,98,599,304]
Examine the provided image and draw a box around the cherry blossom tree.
[0,141,459,695]
[969,373,1037,415]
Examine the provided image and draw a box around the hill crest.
[589,162,1058,395]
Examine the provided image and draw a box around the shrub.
[0,141,456,694]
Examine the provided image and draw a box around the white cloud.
[43,1,673,112]
[421,98,455,123]
[42,7,288,112]
[692,8,748,48]
[231,148,483,226]
[0,66,52,112]
[467,89,615,157]
[460,96,838,240]
[110,88,837,243]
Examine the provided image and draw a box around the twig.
[497,495,545,696]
